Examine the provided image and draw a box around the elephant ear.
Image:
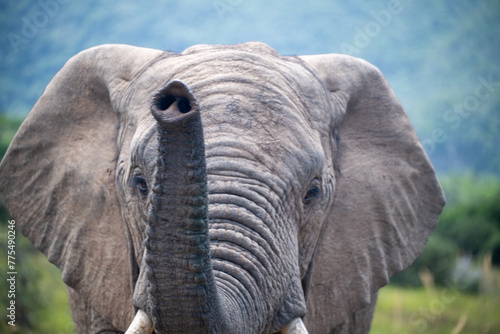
[299,54,445,331]
[0,44,167,331]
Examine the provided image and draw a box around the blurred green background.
[1,0,499,333]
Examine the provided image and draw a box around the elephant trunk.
[132,80,308,333]
[143,80,220,333]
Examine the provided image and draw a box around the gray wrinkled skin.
[0,42,445,333]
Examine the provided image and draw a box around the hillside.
[1,0,499,173]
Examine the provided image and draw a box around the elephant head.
[0,42,444,333]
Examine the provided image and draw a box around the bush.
[0,114,23,160]
[390,234,458,286]
[391,173,500,288]
[437,173,500,263]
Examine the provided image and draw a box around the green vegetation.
[372,285,500,334]
[438,174,500,264]
[0,227,74,333]
[0,114,23,161]
[390,233,459,288]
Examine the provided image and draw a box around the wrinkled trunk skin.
[140,80,302,333]
[144,89,223,333]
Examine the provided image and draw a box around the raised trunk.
[144,80,221,333]
[138,80,307,334]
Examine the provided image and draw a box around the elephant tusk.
[125,309,154,334]
[282,318,309,334]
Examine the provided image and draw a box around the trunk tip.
[151,79,200,127]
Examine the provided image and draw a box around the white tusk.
[125,309,154,334]
[282,318,308,334]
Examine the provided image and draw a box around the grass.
[372,284,500,334]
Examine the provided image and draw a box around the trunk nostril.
[156,94,176,111]
[156,95,191,113]
[151,79,198,126]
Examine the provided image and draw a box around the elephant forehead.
[134,49,322,107]
[173,51,337,146]
[120,49,332,176]
[178,51,320,102]
[119,48,336,133]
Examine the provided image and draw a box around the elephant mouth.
[124,310,309,334]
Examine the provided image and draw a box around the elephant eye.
[304,186,320,205]
[137,178,149,196]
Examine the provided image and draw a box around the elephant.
[0,42,445,333]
